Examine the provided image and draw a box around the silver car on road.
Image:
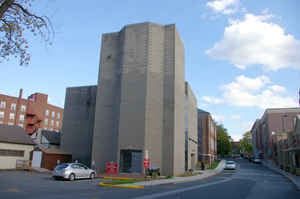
[225,161,236,170]
[52,163,96,181]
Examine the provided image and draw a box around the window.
[0,149,24,157]
[9,113,15,120]
[50,120,54,126]
[45,109,49,116]
[0,111,4,119]
[18,123,23,127]
[0,101,6,109]
[10,103,16,111]
[21,105,26,112]
[57,113,60,119]
[19,114,24,121]
[8,122,14,126]
[45,118,48,125]
[56,121,59,127]
[52,111,55,118]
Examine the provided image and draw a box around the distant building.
[0,89,64,135]
[251,108,300,160]
[61,22,197,176]
[231,141,240,154]
[31,129,61,149]
[0,124,35,169]
[198,109,217,164]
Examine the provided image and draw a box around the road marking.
[132,178,232,199]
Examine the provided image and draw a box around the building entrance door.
[120,150,142,173]
[32,151,42,168]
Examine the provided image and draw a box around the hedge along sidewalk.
[122,160,226,187]
[262,160,300,191]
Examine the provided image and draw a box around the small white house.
[0,125,35,169]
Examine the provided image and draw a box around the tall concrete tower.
[92,22,185,176]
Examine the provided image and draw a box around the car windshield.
[226,161,235,164]
[55,164,69,169]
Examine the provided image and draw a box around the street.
[0,159,298,199]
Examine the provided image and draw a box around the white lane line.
[132,178,232,199]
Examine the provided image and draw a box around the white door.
[32,151,42,168]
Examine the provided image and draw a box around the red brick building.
[0,89,63,135]
[198,109,217,164]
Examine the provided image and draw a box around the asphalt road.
[0,159,298,199]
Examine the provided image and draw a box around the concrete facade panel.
[61,86,97,167]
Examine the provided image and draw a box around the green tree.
[240,131,252,154]
[217,124,232,156]
[0,0,52,65]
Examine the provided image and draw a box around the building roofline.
[0,140,35,146]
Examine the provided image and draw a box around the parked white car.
[225,161,236,170]
[52,163,96,181]
[253,158,262,164]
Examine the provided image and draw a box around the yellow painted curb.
[103,176,133,180]
[99,182,144,189]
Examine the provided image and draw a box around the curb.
[99,182,144,189]
[128,160,226,187]
[103,176,133,180]
[263,162,300,191]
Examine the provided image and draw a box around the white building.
[0,125,35,169]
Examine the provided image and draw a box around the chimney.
[19,88,23,99]
[15,88,23,126]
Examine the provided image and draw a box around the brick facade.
[0,89,64,135]
[198,109,217,164]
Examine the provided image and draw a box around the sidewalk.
[30,167,52,174]
[263,160,300,191]
[126,160,225,187]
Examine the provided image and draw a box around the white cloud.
[206,0,239,15]
[222,75,297,109]
[201,96,223,104]
[212,114,225,123]
[206,13,300,71]
[269,85,286,93]
[203,75,298,109]
[231,115,240,119]
[225,75,270,91]
[199,103,209,108]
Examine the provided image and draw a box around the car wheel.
[90,172,95,179]
[69,173,75,181]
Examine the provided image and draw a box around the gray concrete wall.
[186,82,198,170]
[117,24,148,155]
[144,24,164,170]
[61,86,97,167]
[161,25,185,176]
[173,27,186,175]
[92,32,122,173]
[92,22,186,175]
[162,25,175,176]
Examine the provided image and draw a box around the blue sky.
[1,0,300,140]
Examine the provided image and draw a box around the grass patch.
[208,160,221,170]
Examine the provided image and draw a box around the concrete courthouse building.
[61,22,198,176]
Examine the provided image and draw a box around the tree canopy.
[217,124,232,156]
[0,0,52,65]
[240,131,252,154]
